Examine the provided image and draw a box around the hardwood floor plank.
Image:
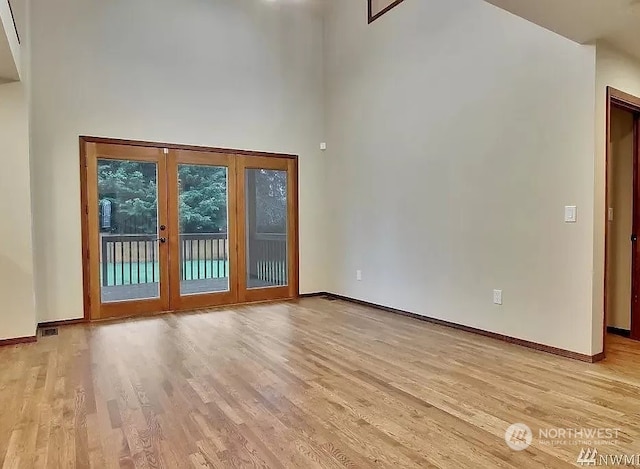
[2,298,640,467]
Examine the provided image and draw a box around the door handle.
[632,234,638,243]
[156,237,167,243]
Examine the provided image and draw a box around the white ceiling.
[485,0,640,61]
[1,0,638,81]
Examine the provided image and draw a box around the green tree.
[98,160,158,234]
[97,162,287,235]
[178,165,227,232]
[98,161,228,234]
[253,169,287,233]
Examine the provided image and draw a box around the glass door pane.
[177,164,229,295]
[245,168,288,289]
[97,158,161,303]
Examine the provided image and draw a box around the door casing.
[631,110,640,340]
[604,88,640,351]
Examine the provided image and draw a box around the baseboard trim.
[0,335,37,347]
[607,326,631,338]
[325,293,605,363]
[38,318,86,329]
[298,292,329,299]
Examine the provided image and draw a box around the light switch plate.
[564,206,577,223]
[608,207,614,222]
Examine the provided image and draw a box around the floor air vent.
[41,328,58,337]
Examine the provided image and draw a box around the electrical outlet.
[356,270,362,281]
[493,289,503,305]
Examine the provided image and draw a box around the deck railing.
[100,234,159,287]
[249,233,288,286]
[100,232,287,287]
[179,233,229,281]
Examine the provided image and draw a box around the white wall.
[30,0,327,323]
[325,0,597,355]
[0,81,36,340]
[25,0,640,354]
[594,42,640,350]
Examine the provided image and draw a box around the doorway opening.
[80,137,299,320]
[605,88,640,350]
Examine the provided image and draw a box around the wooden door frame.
[236,155,299,303]
[631,103,640,341]
[167,149,239,311]
[82,142,171,320]
[80,136,300,321]
[604,88,640,349]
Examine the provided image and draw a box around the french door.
[237,156,298,303]
[82,139,298,320]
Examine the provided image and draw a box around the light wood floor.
[1,298,640,468]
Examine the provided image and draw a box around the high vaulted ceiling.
[0,20,18,81]
[2,0,639,81]
[0,0,20,81]
[485,0,640,61]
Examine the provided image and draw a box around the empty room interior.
[2,0,640,467]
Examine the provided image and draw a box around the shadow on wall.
[0,254,36,340]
